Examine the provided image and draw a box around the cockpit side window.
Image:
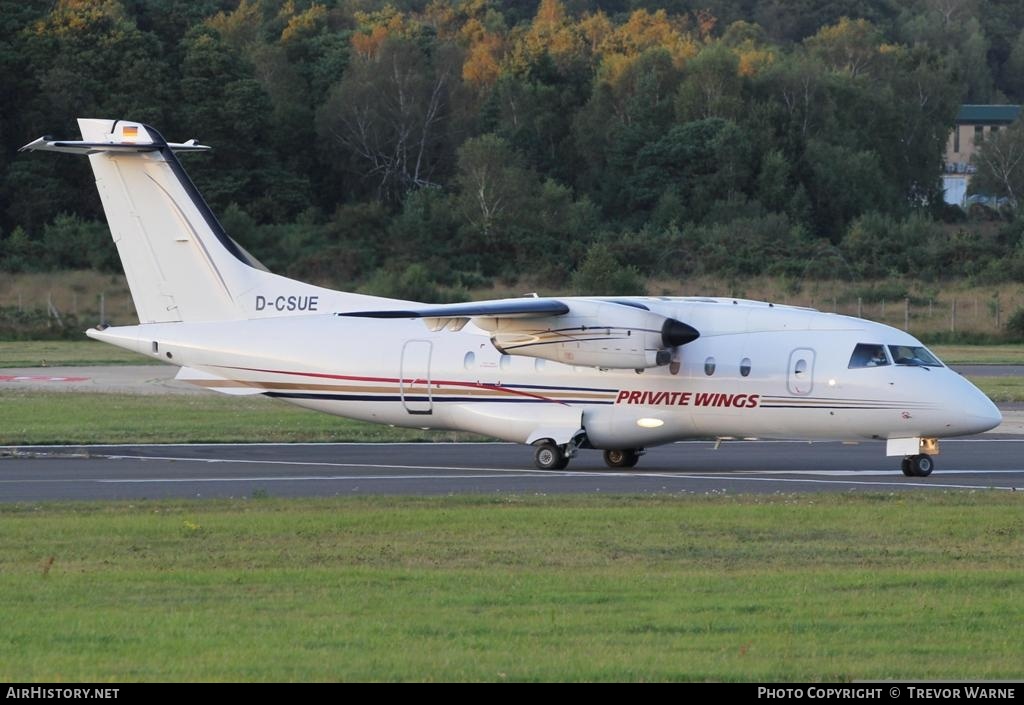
[888,345,943,367]
[848,343,890,369]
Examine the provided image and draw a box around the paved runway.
[953,364,1024,377]
[3,438,1024,502]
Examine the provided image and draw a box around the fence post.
[857,297,862,318]
[99,292,105,326]
[904,297,909,331]
[47,293,62,328]
[951,298,957,334]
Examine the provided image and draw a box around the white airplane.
[21,119,1002,476]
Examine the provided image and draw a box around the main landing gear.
[532,441,645,470]
[534,442,570,470]
[603,448,641,468]
[901,454,934,477]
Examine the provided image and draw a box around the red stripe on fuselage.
[216,365,571,404]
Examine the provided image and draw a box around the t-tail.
[20,118,394,324]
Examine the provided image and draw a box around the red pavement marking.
[0,375,90,383]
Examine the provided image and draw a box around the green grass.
[0,340,148,367]
[1,494,1022,681]
[970,376,1024,404]
[931,345,1024,365]
[0,390,475,445]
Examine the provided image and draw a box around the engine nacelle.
[475,300,698,369]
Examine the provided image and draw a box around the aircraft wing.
[338,296,698,369]
[338,298,570,319]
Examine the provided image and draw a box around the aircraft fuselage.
[93,296,1001,450]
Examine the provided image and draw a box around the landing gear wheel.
[603,449,640,468]
[901,457,913,476]
[902,454,934,477]
[535,442,569,470]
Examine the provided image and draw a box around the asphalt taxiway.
[4,364,1024,501]
[2,439,1023,502]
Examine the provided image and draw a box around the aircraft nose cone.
[962,391,1002,435]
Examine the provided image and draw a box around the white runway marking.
[81,453,1024,478]
[626,474,1022,491]
[5,437,1023,451]
[97,474,555,483]
[83,474,1024,492]
[99,454,557,475]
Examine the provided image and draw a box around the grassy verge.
[1,494,1021,681]
[971,376,1024,404]
[0,390,476,445]
[931,345,1024,365]
[0,340,148,367]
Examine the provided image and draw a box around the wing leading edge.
[338,298,571,320]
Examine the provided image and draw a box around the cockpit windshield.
[888,345,943,368]
[848,343,890,369]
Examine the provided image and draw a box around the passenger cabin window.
[848,343,890,369]
[888,345,943,368]
[740,358,751,377]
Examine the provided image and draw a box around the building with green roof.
[944,104,1021,206]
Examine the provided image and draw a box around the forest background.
[4,0,1024,335]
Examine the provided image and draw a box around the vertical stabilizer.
[81,118,251,322]
[21,118,399,323]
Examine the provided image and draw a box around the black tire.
[603,449,640,468]
[535,442,569,470]
[912,454,934,477]
[903,454,934,477]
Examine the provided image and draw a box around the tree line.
[4,0,1024,298]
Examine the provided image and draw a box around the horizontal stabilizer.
[20,125,209,155]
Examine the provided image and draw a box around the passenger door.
[400,340,433,414]
[787,348,815,396]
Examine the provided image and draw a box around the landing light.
[637,418,664,429]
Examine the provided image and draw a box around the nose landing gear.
[901,454,934,477]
